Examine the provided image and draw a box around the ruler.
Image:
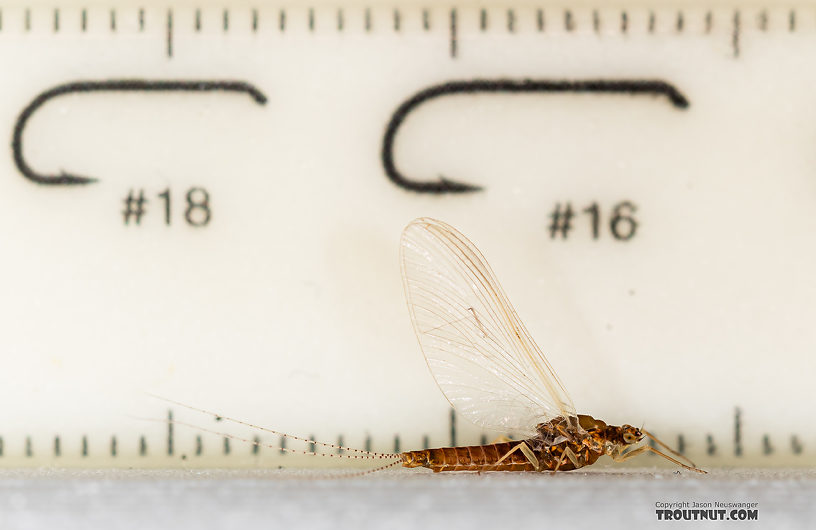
[0,1,812,468]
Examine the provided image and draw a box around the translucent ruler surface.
[0,3,812,467]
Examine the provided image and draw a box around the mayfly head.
[620,424,644,446]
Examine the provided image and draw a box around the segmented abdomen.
[401,442,535,472]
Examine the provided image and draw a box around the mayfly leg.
[495,441,540,471]
[612,444,707,474]
[642,429,699,469]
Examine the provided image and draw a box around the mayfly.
[164,218,704,474]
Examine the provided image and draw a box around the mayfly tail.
[147,394,391,457]
[161,418,401,460]
[642,429,698,469]
[327,458,403,479]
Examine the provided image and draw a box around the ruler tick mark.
[734,407,742,456]
[110,9,116,32]
[252,9,258,32]
[449,8,457,58]
[223,436,230,455]
[705,11,713,33]
[54,9,59,32]
[621,11,628,34]
[279,9,286,32]
[706,434,716,455]
[422,9,430,31]
[24,8,30,32]
[592,10,600,34]
[676,11,684,33]
[168,409,174,456]
[195,9,201,32]
[732,10,740,58]
[536,9,544,32]
[423,435,430,450]
[253,436,260,455]
[762,434,773,455]
[196,435,202,456]
[111,436,117,457]
[82,435,88,457]
[648,11,655,33]
[507,9,515,33]
[54,436,61,457]
[450,409,456,446]
[223,9,229,32]
[791,435,803,454]
[167,9,173,58]
[364,8,371,32]
[139,436,147,456]
[564,10,574,32]
[139,9,144,31]
[758,10,767,32]
[25,436,32,457]
[81,9,87,32]
[393,9,401,32]
[337,9,344,31]
[480,8,487,31]
[308,8,314,32]
[789,10,796,32]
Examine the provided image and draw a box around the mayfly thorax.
[163,217,705,475]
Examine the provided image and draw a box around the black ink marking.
[537,9,544,32]
[592,10,600,33]
[308,8,314,31]
[223,9,229,32]
[195,9,201,31]
[337,8,344,31]
[196,435,203,456]
[449,8,457,58]
[54,436,61,457]
[565,10,574,32]
[82,435,88,457]
[139,9,145,31]
[732,10,740,58]
[110,9,116,31]
[111,436,117,457]
[139,436,147,456]
[365,435,372,453]
[758,10,767,32]
[81,9,87,32]
[648,11,656,33]
[223,437,230,455]
[676,11,684,32]
[705,11,713,33]
[279,9,286,31]
[365,8,371,32]
[394,435,400,454]
[450,409,456,447]
[394,9,400,32]
[621,11,628,33]
[507,9,515,33]
[54,9,59,32]
[734,407,742,457]
[676,434,685,454]
[422,9,430,31]
[789,10,796,32]
[13,80,268,185]
[25,9,30,32]
[167,9,173,58]
[423,435,430,450]
[382,79,689,193]
[25,437,32,457]
[480,8,487,31]
[706,434,716,455]
[168,410,174,456]
[252,9,258,32]
[762,434,773,455]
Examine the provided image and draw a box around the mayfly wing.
[400,218,576,437]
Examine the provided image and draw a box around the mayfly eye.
[623,433,636,443]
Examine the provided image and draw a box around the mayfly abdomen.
[401,442,536,472]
